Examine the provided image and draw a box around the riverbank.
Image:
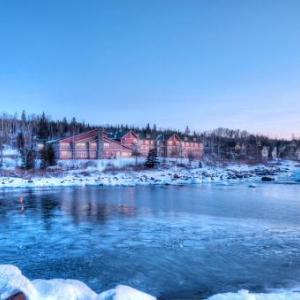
[1,265,300,300]
[0,160,298,189]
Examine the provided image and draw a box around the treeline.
[0,111,93,146]
[0,111,299,166]
[200,128,300,161]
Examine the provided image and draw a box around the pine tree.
[16,132,25,151]
[145,123,151,132]
[47,144,56,166]
[21,148,36,170]
[145,148,159,168]
[37,112,50,140]
[40,144,56,169]
[21,110,26,123]
[185,126,191,136]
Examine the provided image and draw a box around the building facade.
[53,129,204,160]
[157,134,203,160]
[53,129,132,160]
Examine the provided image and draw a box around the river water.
[1,183,300,299]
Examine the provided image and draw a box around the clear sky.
[0,0,299,138]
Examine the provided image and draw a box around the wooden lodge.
[53,129,132,160]
[157,133,203,160]
[52,129,204,160]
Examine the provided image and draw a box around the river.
[1,183,300,299]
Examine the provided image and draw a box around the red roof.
[59,129,99,143]
[59,129,132,151]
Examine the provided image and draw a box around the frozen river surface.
[1,183,300,299]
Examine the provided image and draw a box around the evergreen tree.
[185,126,191,136]
[145,148,159,168]
[21,148,36,170]
[40,144,56,169]
[16,132,25,151]
[37,112,50,140]
[145,123,151,132]
[21,110,26,123]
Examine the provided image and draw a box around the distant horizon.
[0,1,299,140]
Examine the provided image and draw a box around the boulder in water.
[261,176,274,182]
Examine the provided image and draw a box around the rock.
[6,292,26,300]
[261,176,274,181]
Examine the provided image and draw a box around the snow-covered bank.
[2,265,300,300]
[207,289,300,299]
[0,265,155,300]
[0,161,298,189]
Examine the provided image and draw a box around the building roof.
[55,129,132,151]
[156,133,202,143]
[56,129,202,145]
[58,129,99,143]
[107,130,128,141]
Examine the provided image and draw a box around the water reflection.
[0,187,140,228]
[1,185,300,298]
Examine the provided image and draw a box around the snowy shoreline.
[1,265,300,300]
[0,160,299,189]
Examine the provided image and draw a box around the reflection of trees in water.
[39,195,60,230]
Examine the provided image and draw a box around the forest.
[0,111,299,163]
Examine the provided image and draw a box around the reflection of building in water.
[59,188,137,224]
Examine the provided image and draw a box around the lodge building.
[52,129,204,160]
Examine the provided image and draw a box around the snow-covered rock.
[207,289,300,300]
[0,265,155,300]
[0,160,297,189]
[2,265,300,300]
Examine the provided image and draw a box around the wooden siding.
[55,130,132,160]
[53,130,203,160]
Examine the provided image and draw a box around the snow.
[0,265,155,300]
[0,146,298,189]
[207,289,300,300]
[2,265,300,300]
[58,158,146,172]
[0,145,21,170]
[0,160,297,189]
[2,145,19,157]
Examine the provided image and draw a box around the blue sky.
[0,0,299,138]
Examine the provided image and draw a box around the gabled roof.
[102,136,133,151]
[56,129,133,151]
[156,133,181,142]
[138,131,156,140]
[58,129,99,143]
[156,133,202,143]
[121,130,139,139]
[107,130,128,140]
